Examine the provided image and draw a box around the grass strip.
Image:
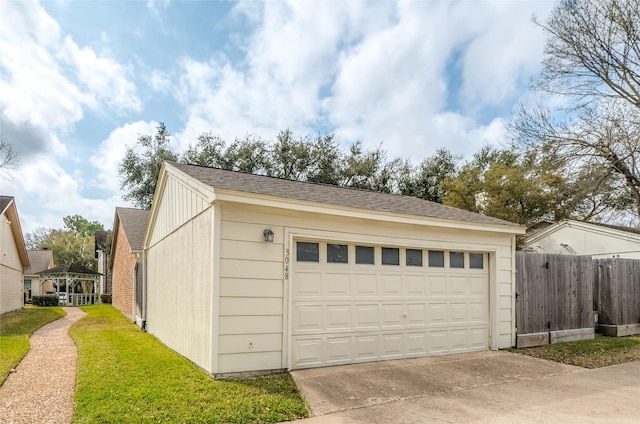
[0,306,66,384]
[70,305,308,423]
[509,335,640,368]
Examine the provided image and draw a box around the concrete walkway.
[289,351,640,423]
[0,307,86,424]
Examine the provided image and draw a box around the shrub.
[100,294,112,304]
[32,295,59,307]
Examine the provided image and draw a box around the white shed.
[144,162,524,378]
[522,220,640,259]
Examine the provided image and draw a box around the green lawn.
[69,305,308,423]
[0,306,66,384]
[509,335,640,368]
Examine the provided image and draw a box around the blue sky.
[0,0,554,235]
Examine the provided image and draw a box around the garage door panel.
[355,274,377,297]
[354,334,378,359]
[293,304,323,333]
[354,304,378,330]
[427,275,447,296]
[427,303,448,324]
[448,276,467,296]
[380,275,402,297]
[405,275,427,297]
[325,304,352,330]
[469,327,488,348]
[406,303,427,326]
[293,338,323,367]
[451,329,470,351]
[380,304,403,327]
[325,273,351,298]
[428,330,448,354]
[469,302,488,322]
[449,303,468,323]
[295,273,323,299]
[470,276,487,295]
[380,333,403,358]
[406,332,428,354]
[326,336,351,363]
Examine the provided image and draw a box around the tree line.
[119,123,631,227]
[120,0,640,228]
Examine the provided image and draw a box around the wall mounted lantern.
[263,228,275,243]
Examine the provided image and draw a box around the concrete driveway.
[288,351,640,423]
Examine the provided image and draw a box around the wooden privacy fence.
[594,258,640,337]
[515,252,594,348]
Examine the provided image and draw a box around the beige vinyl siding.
[148,171,211,247]
[218,203,516,373]
[217,211,285,373]
[526,222,640,259]
[146,173,214,373]
[1,217,24,315]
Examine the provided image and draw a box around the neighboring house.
[144,162,524,378]
[522,219,640,259]
[110,207,149,324]
[95,230,112,295]
[24,249,55,302]
[0,196,30,315]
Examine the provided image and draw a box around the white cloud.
[149,69,173,93]
[0,1,140,141]
[8,155,111,233]
[172,1,552,163]
[91,121,160,194]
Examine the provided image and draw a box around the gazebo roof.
[36,263,102,276]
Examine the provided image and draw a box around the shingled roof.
[115,207,150,250]
[36,263,101,275]
[169,162,520,228]
[25,250,53,274]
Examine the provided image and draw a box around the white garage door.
[291,240,489,369]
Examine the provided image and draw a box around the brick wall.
[111,222,136,320]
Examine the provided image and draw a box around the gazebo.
[36,263,102,306]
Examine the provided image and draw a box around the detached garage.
[144,162,524,378]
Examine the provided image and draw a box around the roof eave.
[213,189,525,235]
[3,199,30,269]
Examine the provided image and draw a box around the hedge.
[32,295,59,307]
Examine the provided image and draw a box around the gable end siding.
[148,173,211,247]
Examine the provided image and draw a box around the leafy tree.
[511,0,640,218]
[119,123,178,209]
[341,142,396,191]
[398,149,459,203]
[443,147,559,226]
[25,215,105,270]
[182,133,227,168]
[268,129,314,180]
[306,133,343,185]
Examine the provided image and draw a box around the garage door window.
[297,242,319,262]
[406,249,422,266]
[356,246,375,264]
[450,252,464,268]
[327,244,348,263]
[470,253,484,269]
[381,247,399,265]
[428,250,444,267]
